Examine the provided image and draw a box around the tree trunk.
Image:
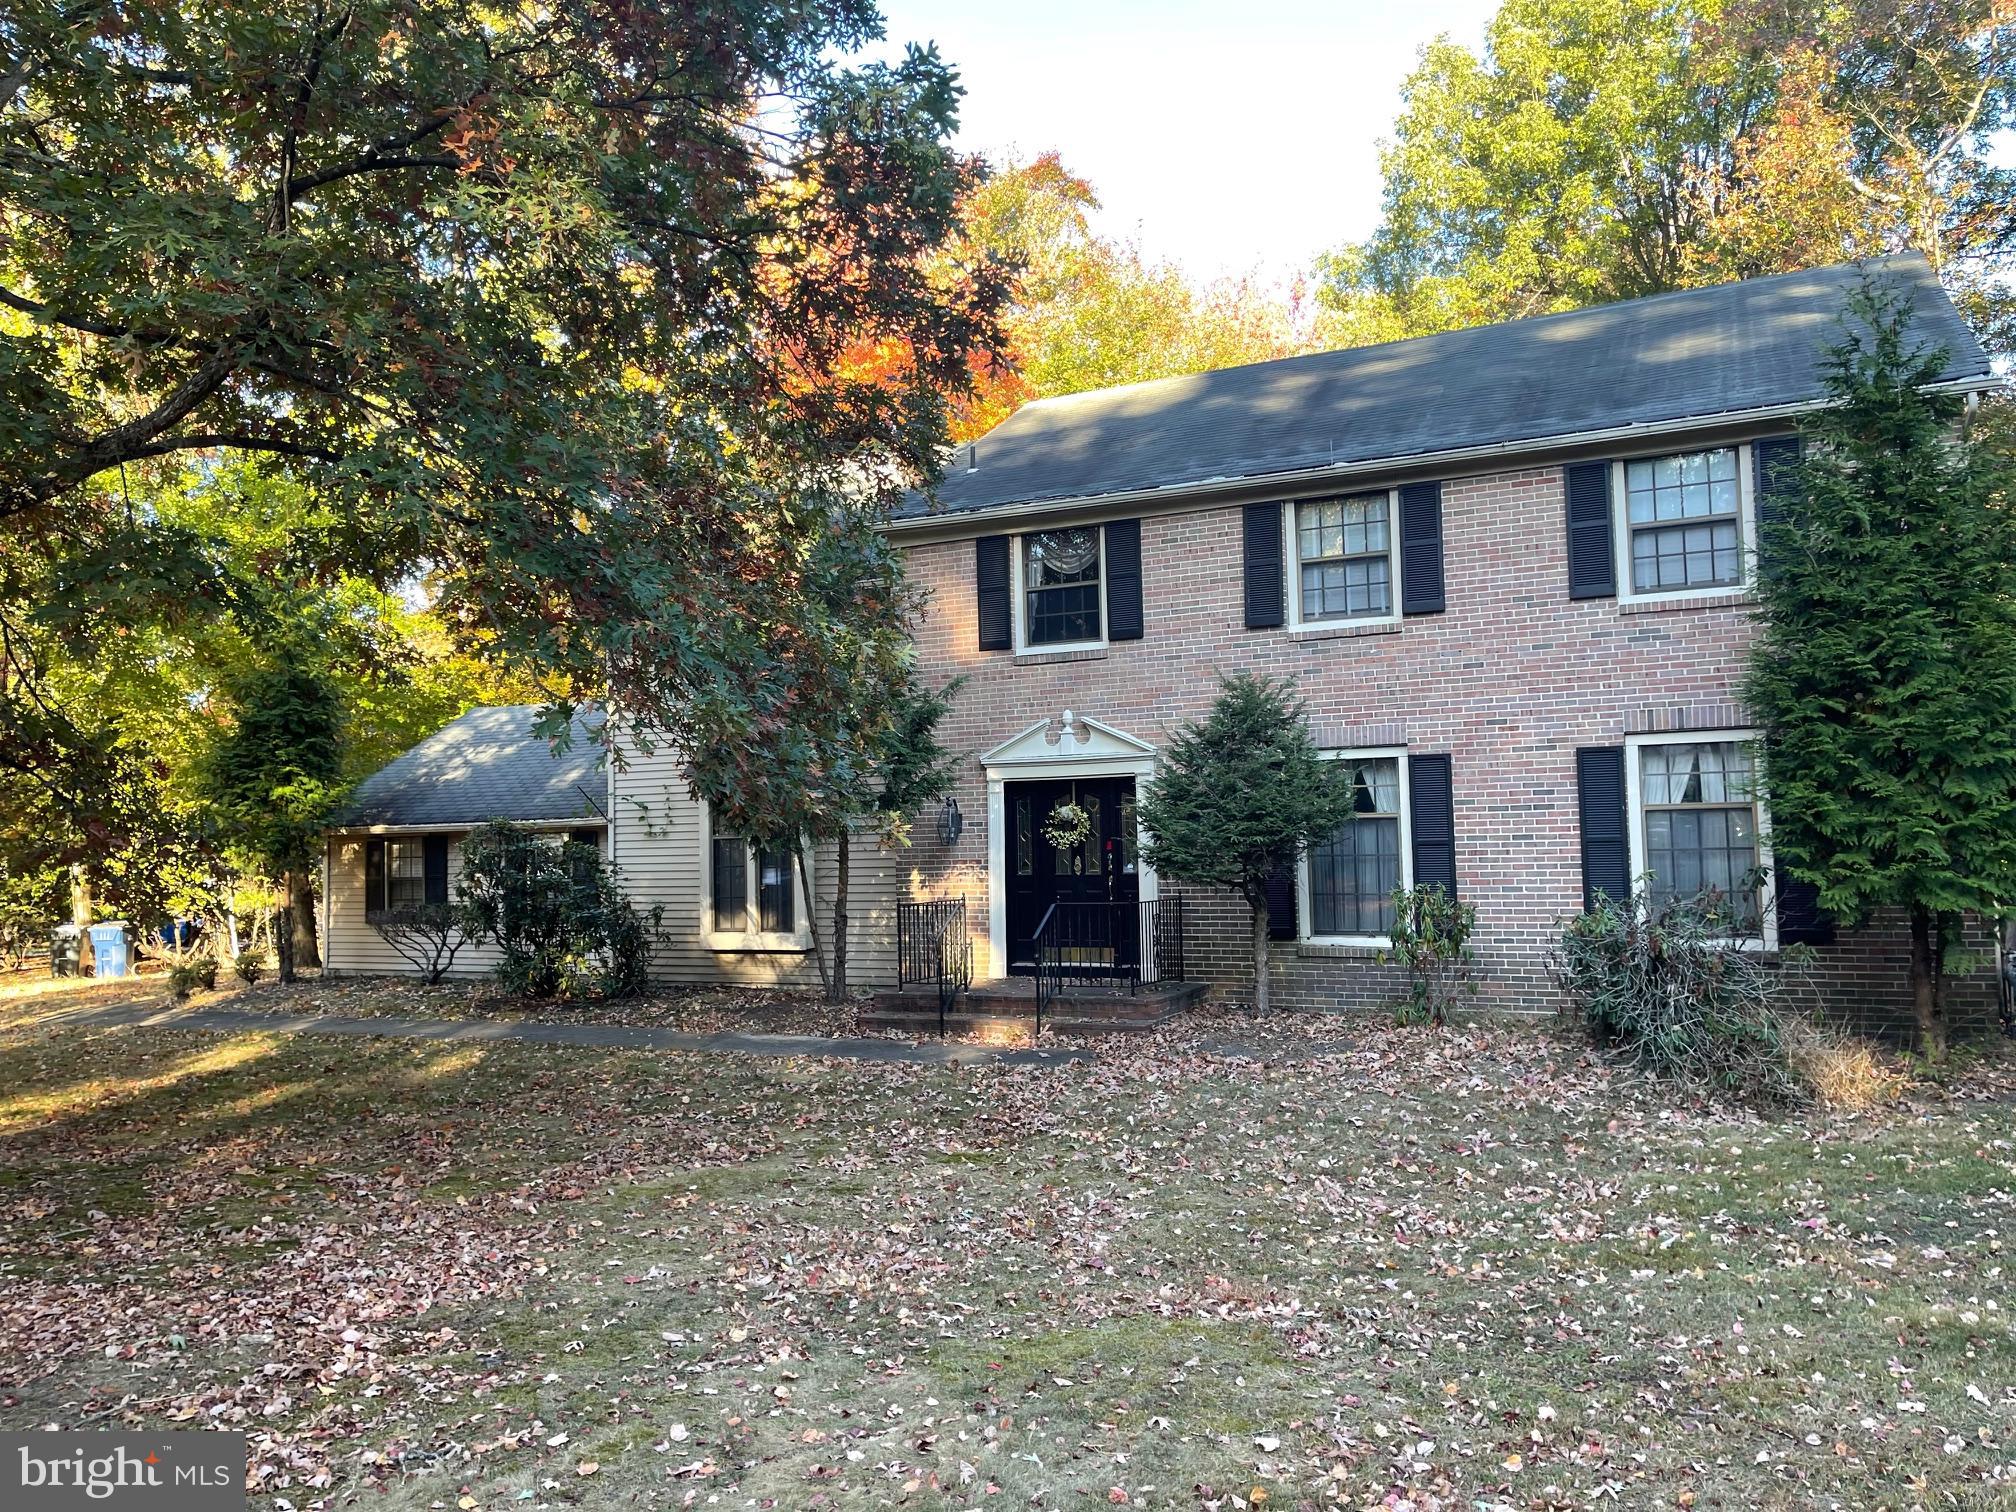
[71,863,94,973]
[795,848,831,998]
[827,829,850,1006]
[276,878,297,985]
[1908,903,1947,1062]
[1250,896,1271,1014]
[288,867,321,969]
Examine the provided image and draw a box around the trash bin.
[50,924,82,977]
[87,921,130,979]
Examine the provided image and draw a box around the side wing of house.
[605,737,910,990]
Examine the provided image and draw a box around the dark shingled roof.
[335,706,607,828]
[900,254,1992,521]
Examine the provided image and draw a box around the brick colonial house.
[324,254,2003,1034]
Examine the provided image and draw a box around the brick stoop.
[862,977,1206,1037]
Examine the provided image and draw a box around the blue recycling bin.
[87,921,130,979]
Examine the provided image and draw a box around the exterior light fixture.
[938,795,964,847]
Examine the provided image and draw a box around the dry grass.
[2,978,2013,1510]
[1784,1017,1909,1111]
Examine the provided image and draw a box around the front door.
[1004,777,1140,973]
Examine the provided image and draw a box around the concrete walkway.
[42,999,1090,1068]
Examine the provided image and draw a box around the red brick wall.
[895,464,2001,1038]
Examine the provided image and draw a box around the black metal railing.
[1032,895,1185,1033]
[896,899,972,1034]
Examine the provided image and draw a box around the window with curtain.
[1308,757,1403,936]
[1022,528,1103,646]
[1625,448,1742,593]
[1639,741,1761,929]
[1296,494,1392,621]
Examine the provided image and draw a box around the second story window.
[1623,448,1744,596]
[1295,494,1395,624]
[1022,528,1103,647]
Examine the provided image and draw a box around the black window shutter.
[1408,753,1457,896]
[975,535,1011,651]
[1575,746,1630,910]
[1775,875,1835,946]
[1399,481,1446,616]
[423,835,450,906]
[1105,518,1144,641]
[1265,861,1297,940]
[1565,462,1616,600]
[1243,503,1284,629]
[365,839,386,913]
[1752,435,1803,581]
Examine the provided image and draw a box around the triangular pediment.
[980,713,1157,770]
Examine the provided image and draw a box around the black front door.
[1004,777,1139,973]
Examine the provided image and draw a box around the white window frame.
[1624,728,1777,951]
[1613,445,1757,606]
[384,838,427,911]
[701,807,812,952]
[1298,747,1412,947]
[1284,490,1404,631]
[1012,524,1109,654]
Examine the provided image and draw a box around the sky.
[871,0,1502,283]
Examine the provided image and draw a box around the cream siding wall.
[608,741,914,990]
[323,833,507,978]
[324,753,926,990]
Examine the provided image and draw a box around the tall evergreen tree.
[1745,284,2016,1059]
[1136,673,1357,1013]
[204,650,346,979]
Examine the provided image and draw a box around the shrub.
[455,821,661,1000]
[167,956,218,999]
[367,903,464,985]
[1382,884,1477,1026]
[232,949,269,986]
[1549,891,1812,1104]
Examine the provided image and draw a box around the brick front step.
[863,977,1205,1036]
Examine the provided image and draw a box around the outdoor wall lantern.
[938,796,964,847]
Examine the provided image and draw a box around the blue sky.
[872,0,1502,281]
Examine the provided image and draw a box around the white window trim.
[1624,728,1777,952]
[1612,444,1757,606]
[384,838,428,912]
[1298,746,1412,947]
[701,806,812,953]
[1012,524,1109,654]
[1284,490,1405,631]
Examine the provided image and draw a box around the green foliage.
[1,0,1008,760]
[1745,282,2016,1056]
[954,153,1314,417]
[0,860,67,970]
[231,949,268,987]
[1136,673,1357,1012]
[454,822,660,1001]
[202,651,345,880]
[1550,890,1808,1105]
[1317,0,2016,354]
[167,956,217,1000]
[874,676,967,842]
[1382,885,1478,1027]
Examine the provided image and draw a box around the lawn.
[1,977,2012,1510]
